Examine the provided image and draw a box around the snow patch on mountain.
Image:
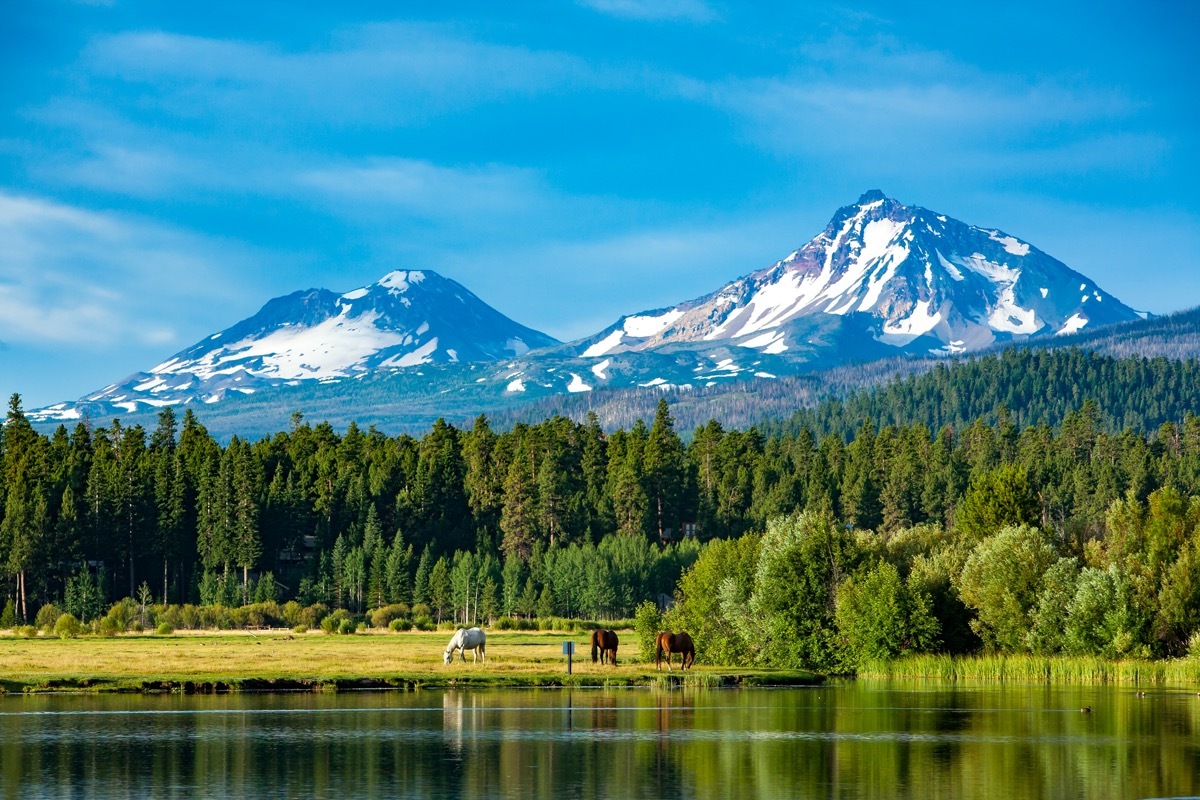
[571,190,1143,365]
[1057,313,1089,335]
[31,269,559,423]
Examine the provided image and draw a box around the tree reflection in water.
[1,684,1198,799]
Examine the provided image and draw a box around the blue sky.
[2,0,1198,408]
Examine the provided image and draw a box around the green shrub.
[301,603,328,630]
[54,613,83,639]
[494,616,517,630]
[98,616,122,637]
[180,605,200,630]
[412,615,435,631]
[105,599,137,631]
[370,604,411,629]
[159,605,183,629]
[411,603,432,619]
[227,606,250,629]
[321,609,353,634]
[338,618,356,635]
[131,621,144,633]
[388,618,410,632]
[19,624,38,638]
[35,603,61,631]
[634,601,663,663]
[1186,631,1200,660]
[280,601,304,628]
[156,622,174,635]
[292,624,308,634]
[517,618,536,631]
[0,599,16,629]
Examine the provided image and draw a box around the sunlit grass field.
[0,629,817,692]
[860,653,1200,685]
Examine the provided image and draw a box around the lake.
[1,683,1197,799]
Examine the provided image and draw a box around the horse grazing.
[655,631,695,671]
[443,627,487,665]
[591,629,619,665]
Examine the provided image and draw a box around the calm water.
[1,683,1198,799]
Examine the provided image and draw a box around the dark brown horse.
[655,631,695,671]
[591,629,619,664]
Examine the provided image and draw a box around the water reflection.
[1,685,1198,799]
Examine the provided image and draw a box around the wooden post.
[563,641,574,675]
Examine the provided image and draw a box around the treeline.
[766,348,1200,442]
[4,378,1200,636]
[668,486,1200,671]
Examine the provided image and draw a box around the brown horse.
[655,631,695,671]
[591,629,619,664]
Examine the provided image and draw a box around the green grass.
[859,653,1200,685]
[0,629,820,693]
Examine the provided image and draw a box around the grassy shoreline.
[11,631,1195,693]
[859,653,1200,685]
[0,629,819,694]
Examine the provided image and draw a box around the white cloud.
[578,0,717,23]
[0,191,260,348]
[678,31,1152,182]
[297,158,553,222]
[81,24,595,126]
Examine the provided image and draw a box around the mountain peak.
[32,268,559,422]
[375,269,429,294]
[572,192,1143,364]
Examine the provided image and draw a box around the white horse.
[443,627,487,664]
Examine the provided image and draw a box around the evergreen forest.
[3,346,1200,669]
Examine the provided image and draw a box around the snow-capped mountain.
[27,192,1150,432]
[32,270,558,422]
[574,190,1144,362]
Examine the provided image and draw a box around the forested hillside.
[486,308,1200,435]
[764,348,1200,441]
[5,367,1200,649]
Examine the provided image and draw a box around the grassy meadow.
[0,629,818,693]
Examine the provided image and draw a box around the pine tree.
[412,545,432,606]
[500,449,537,560]
[644,399,687,540]
[384,530,412,605]
[1,394,48,620]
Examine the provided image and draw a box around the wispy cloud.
[81,24,595,127]
[297,158,554,223]
[578,0,718,23]
[682,31,1156,183]
[435,211,803,341]
[0,192,260,348]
